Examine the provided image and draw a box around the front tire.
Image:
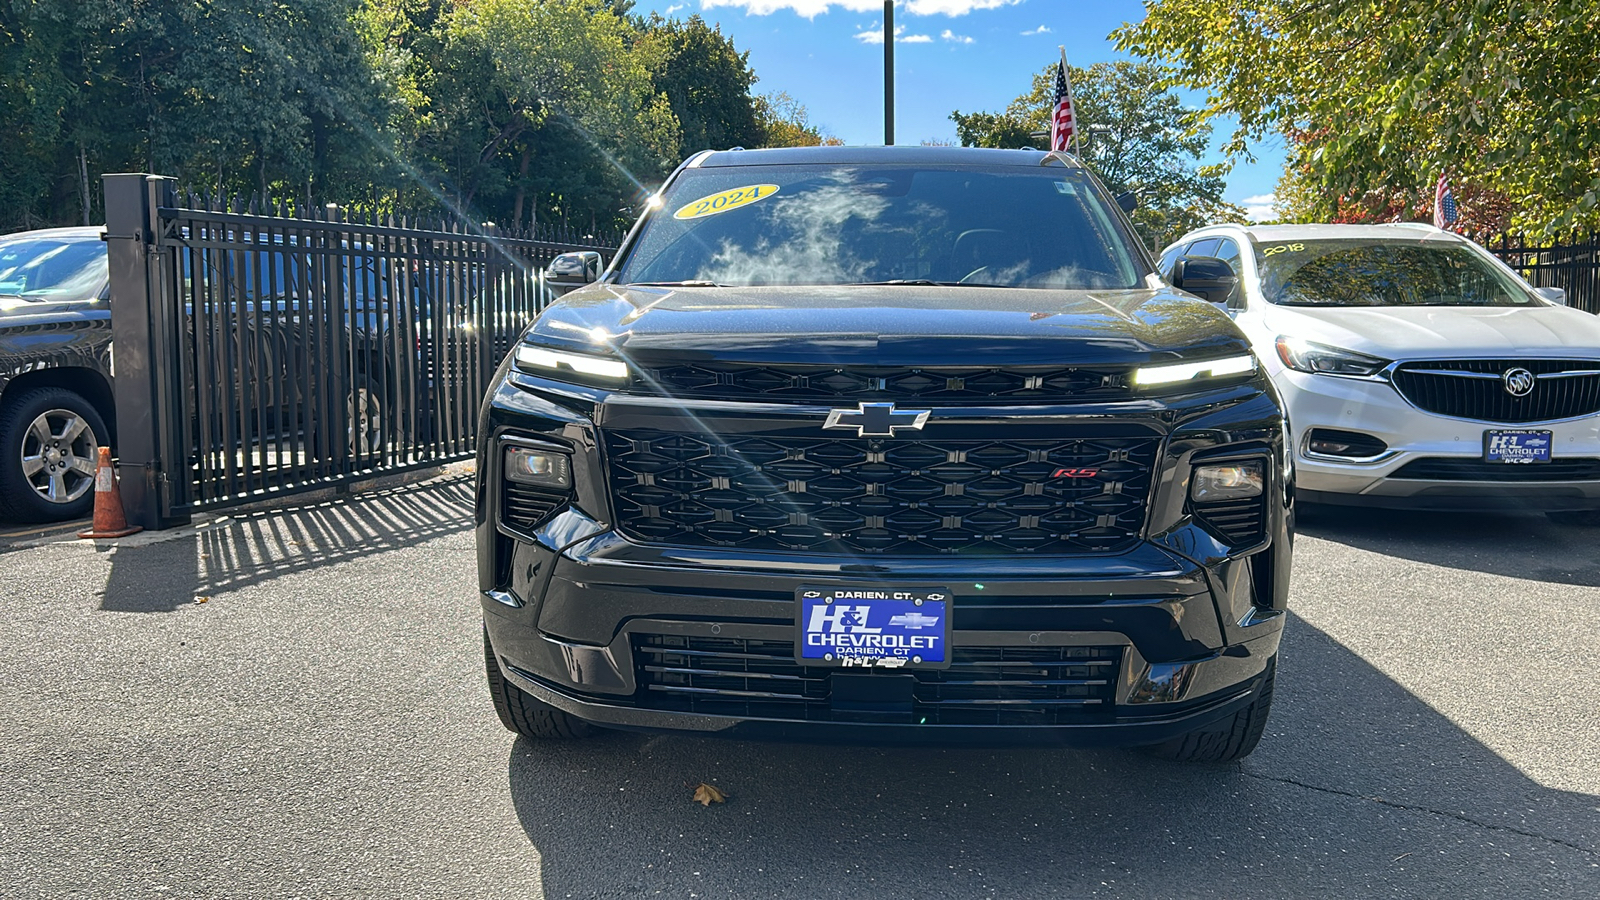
[484,626,594,740]
[0,387,110,523]
[1148,658,1276,763]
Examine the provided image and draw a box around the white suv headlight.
[1274,337,1389,377]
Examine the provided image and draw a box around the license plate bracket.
[796,586,951,669]
[1484,429,1553,464]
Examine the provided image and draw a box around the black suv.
[477,147,1292,761]
[0,227,115,523]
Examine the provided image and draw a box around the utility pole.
[884,0,894,146]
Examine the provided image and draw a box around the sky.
[636,0,1285,220]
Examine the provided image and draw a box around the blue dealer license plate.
[797,586,950,669]
[1484,429,1553,464]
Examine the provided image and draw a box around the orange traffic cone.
[77,446,143,539]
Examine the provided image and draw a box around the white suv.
[1161,223,1600,523]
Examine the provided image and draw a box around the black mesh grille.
[605,430,1161,555]
[1391,359,1600,423]
[633,634,1120,725]
[636,363,1134,405]
[502,482,564,532]
[1390,457,1600,482]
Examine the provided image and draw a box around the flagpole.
[884,1,895,146]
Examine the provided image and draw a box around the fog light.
[1191,462,1264,502]
[504,446,571,490]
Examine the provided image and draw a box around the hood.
[0,296,108,328]
[527,284,1249,367]
[1260,304,1600,360]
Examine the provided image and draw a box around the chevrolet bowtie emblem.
[822,402,931,437]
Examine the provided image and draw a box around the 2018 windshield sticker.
[673,184,780,220]
[1262,243,1307,257]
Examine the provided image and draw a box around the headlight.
[1274,337,1389,376]
[1191,461,1264,502]
[513,344,629,381]
[1133,354,1256,387]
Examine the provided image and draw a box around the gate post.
[103,173,191,529]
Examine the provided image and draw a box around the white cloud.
[941,29,975,44]
[1240,194,1278,223]
[1020,25,1051,35]
[855,24,933,44]
[702,0,1022,18]
[665,3,687,12]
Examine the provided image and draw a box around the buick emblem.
[1502,367,1536,398]
[822,402,930,437]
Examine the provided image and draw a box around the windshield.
[0,237,107,302]
[1254,239,1534,307]
[616,165,1145,289]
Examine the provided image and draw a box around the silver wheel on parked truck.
[0,387,110,523]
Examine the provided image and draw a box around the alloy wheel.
[20,408,99,505]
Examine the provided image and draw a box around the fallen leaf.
[193,596,211,604]
[692,783,726,806]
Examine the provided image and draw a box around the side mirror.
[1172,257,1237,305]
[545,251,603,297]
[1115,191,1139,213]
[1534,286,1567,306]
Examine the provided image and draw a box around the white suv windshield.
[617,165,1146,289]
[1254,239,1533,307]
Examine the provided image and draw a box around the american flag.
[1433,173,1458,229]
[1050,55,1077,153]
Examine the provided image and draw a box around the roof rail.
[1386,222,1445,232]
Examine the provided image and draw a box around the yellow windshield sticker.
[1261,243,1306,257]
[673,184,780,220]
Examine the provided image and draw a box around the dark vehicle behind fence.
[477,146,1293,761]
[0,227,115,522]
[4,190,615,525]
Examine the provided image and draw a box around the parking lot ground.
[1,476,1596,898]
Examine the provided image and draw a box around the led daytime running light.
[1134,354,1256,386]
[515,345,629,381]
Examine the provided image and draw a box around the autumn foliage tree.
[1116,0,1600,236]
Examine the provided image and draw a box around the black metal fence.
[103,173,616,528]
[1488,233,1600,314]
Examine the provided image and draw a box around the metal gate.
[103,174,617,528]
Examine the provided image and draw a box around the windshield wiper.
[848,279,979,287]
[627,280,728,288]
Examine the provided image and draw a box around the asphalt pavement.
[1,476,1596,898]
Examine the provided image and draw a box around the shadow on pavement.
[507,615,1597,899]
[98,474,474,612]
[1298,502,1600,587]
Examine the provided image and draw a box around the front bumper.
[1278,368,1600,510]
[480,533,1285,745]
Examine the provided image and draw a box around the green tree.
[638,15,763,156]
[754,91,841,148]
[1115,0,1600,235]
[950,61,1245,250]
[430,0,679,230]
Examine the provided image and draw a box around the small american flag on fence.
[1051,52,1078,154]
[1434,172,1458,229]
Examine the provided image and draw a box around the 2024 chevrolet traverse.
[476,147,1292,761]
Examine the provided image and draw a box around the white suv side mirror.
[1534,286,1567,306]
